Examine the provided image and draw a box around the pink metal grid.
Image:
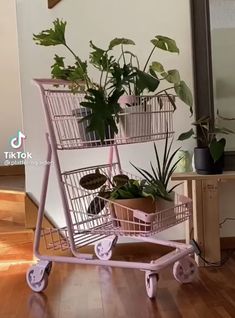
[35,79,174,149]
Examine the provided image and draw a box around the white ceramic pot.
[118,95,152,142]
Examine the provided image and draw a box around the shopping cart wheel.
[45,261,53,275]
[94,240,113,260]
[26,268,49,293]
[173,256,198,284]
[145,272,158,299]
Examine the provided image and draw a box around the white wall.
[0,0,22,164]
[16,0,195,240]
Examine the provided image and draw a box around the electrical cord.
[219,217,235,228]
[198,251,233,267]
[190,239,235,267]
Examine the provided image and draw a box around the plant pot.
[111,194,176,234]
[111,197,155,233]
[194,147,224,175]
[118,96,152,142]
[72,108,114,145]
[156,193,178,227]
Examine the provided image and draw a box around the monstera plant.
[33,19,193,141]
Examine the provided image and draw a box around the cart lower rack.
[26,140,197,298]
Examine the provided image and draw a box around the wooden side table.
[172,171,235,266]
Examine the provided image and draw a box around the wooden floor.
[1,252,235,318]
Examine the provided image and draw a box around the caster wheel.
[94,241,112,260]
[173,256,198,284]
[145,272,158,299]
[112,236,118,247]
[26,268,49,293]
[45,262,52,275]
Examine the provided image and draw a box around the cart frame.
[26,79,197,298]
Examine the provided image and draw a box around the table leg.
[202,179,221,264]
[192,180,205,266]
[183,180,193,244]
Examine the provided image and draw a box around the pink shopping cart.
[26,79,197,299]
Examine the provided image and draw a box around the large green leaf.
[149,68,159,79]
[150,61,165,73]
[109,63,136,92]
[174,81,193,113]
[80,88,123,141]
[109,38,135,50]
[33,19,67,46]
[89,40,114,71]
[165,69,181,84]
[68,61,88,81]
[209,138,226,162]
[178,128,194,141]
[136,70,160,93]
[151,36,179,53]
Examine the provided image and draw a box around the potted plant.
[79,134,182,232]
[130,133,182,209]
[33,19,193,143]
[178,116,234,174]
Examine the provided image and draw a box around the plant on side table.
[178,116,234,174]
[33,19,193,143]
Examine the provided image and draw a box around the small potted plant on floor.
[178,116,234,174]
[33,19,193,143]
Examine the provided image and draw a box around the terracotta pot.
[111,197,156,234]
[111,192,177,234]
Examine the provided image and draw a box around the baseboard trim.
[0,165,25,176]
[220,237,235,250]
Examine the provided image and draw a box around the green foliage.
[178,128,194,141]
[178,116,234,162]
[80,88,123,141]
[33,19,67,46]
[209,138,226,163]
[109,38,135,50]
[110,179,145,200]
[135,69,160,94]
[51,55,88,83]
[33,19,194,139]
[79,169,107,190]
[131,136,182,201]
[174,81,193,114]
[151,35,179,53]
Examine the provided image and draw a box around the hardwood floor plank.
[1,255,235,317]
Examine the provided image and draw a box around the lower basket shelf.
[40,163,192,252]
[41,197,192,252]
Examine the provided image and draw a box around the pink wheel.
[145,272,158,299]
[94,240,112,260]
[173,256,198,284]
[26,268,48,292]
